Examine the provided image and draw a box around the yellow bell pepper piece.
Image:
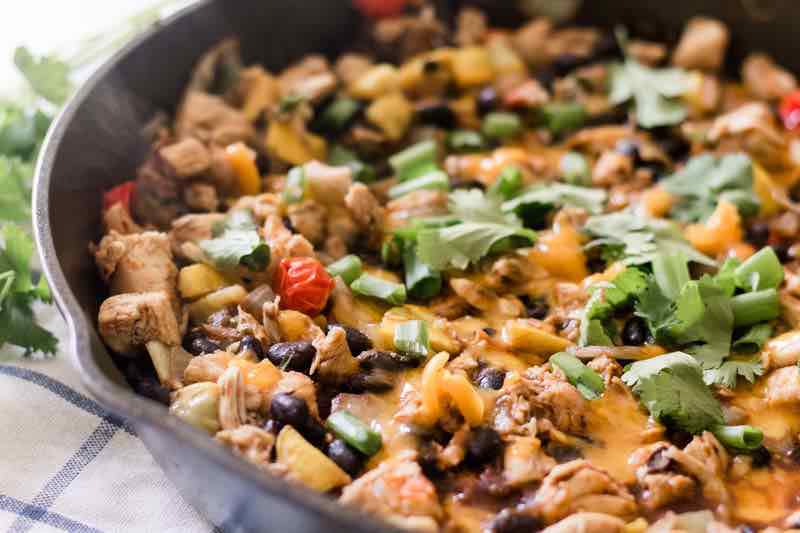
[178,264,228,300]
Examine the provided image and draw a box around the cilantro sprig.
[199,210,270,271]
[661,153,759,222]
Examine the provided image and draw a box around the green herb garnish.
[199,209,270,271]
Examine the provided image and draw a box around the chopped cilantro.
[622,352,724,434]
[731,323,773,354]
[661,153,759,222]
[199,209,270,271]
[704,357,764,389]
[584,211,715,267]
[0,225,57,355]
[502,182,607,220]
[609,57,688,128]
[415,189,536,271]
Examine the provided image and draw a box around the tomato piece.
[274,257,335,316]
[779,90,800,131]
[103,181,136,211]
[352,0,407,18]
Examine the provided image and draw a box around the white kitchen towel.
[0,304,214,533]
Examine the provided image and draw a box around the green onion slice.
[326,255,363,284]
[350,273,407,305]
[388,170,449,199]
[389,140,438,181]
[711,424,763,451]
[731,288,780,327]
[482,111,522,140]
[549,352,605,400]
[326,410,383,456]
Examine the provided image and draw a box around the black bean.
[416,101,456,129]
[476,367,505,390]
[422,59,441,74]
[302,418,328,447]
[547,444,583,463]
[417,441,443,478]
[207,306,236,327]
[622,316,648,346]
[327,439,364,476]
[266,342,316,372]
[357,349,417,371]
[346,369,395,393]
[489,509,542,533]
[591,32,622,61]
[521,295,549,319]
[551,53,585,76]
[666,428,693,448]
[772,243,791,264]
[482,327,497,336]
[184,329,221,356]
[750,446,771,468]
[466,427,503,466]
[535,69,555,92]
[269,393,310,429]
[477,86,498,115]
[328,324,373,356]
[239,335,264,360]
[745,222,770,248]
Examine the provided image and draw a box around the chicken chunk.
[158,138,211,178]
[530,460,636,524]
[263,215,315,277]
[708,102,788,171]
[335,53,372,86]
[455,7,487,47]
[340,452,442,532]
[345,182,384,229]
[671,16,729,71]
[93,230,178,298]
[513,18,553,67]
[304,161,353,206]
[503,434,556,488]
[231,193,282,224]
[384,190,448,232]
[176,91,254,146]
[630,434,730,516]
[103,203,142,235]
[742,53,797,101]
[183,182,219,212]
[169,213,226,259]
[184,350,233,384]
[98,291,181,354]
[287,200,327,244]
[764,365,800,406]
[493,367,589,436]
[311,326,360,385]
[215,424,275,469]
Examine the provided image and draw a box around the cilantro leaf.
[584,211,714,267]
[414,189,536,271]
[579,267,648,346]
[199,209,270,271]
[661,153,759,222]
[417,222,535,271]
[502,182,607,216]
[0,293,58,356]
[0,156,33,222]
[0,225,57,356]
[609,58,689,128]
[13,46,72,105]
[622,352,724,434]
[703,357,764,389]
[731,323,773,354]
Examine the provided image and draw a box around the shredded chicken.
[540,512,625,533]
[529,460,636,524]
[311,326,360,384]
[158,138,211,178]
[340,452,442,532]
[216,425,275,469]
[218,366,247,430]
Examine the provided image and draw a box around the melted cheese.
[581,385,654,483]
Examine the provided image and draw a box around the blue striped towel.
[0,305,213,532]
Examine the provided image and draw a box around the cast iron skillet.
[32,0,800,530]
